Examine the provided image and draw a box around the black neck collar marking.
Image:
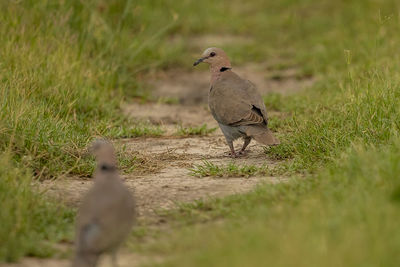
[220,67,231,72]
[100,164,116,172]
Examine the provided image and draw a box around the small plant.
[176,124,217,136]
[157,96,180,105]
[106,122,164,138]
[263,93,283,111]
[190,160,269,178]
[126,124,164,137]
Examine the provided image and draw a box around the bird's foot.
[238,149,248,156]
[229,152,238,158]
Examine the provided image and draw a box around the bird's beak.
[193,57,206,66]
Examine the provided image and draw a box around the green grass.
[0,154,73,262]
[149,140,400,267]
[0,0,182,178]
[106,122,164,139]
[0,0,177,261]
[263,93,285,112]
[176,124,217,136]
[190,161,269,178]
[156,96,180,105]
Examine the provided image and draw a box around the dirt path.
[41,62,309,219]
[42,135,284,218]
[3,37,314,267]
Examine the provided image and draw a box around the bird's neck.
[94,161,118,180]
[210,64,231,84]
[99,163,117,172]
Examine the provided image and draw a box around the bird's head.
[193,47,231,69]
[89,139,117,171]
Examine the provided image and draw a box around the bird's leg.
[227,141,238,158]
[239,137,251,155]
[110,250,118,267]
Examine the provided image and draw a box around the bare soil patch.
[123,102,217,135]
[42,136,283,219]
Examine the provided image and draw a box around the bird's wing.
[209,71,268,126]
[78,222,102,251]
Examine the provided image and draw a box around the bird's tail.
[243,125,280,145]
[72,252,99,267]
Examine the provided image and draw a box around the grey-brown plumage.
[194,47,279,157]
[73,140,135,267]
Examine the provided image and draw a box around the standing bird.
[193,47,280,157]
[73,140,136,267]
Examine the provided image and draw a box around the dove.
[193,47,280,157]
[73,140,136,267]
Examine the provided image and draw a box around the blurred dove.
[73,140,136,267]
[193,47,279,157]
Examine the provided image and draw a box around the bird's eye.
[210,52,216,57]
